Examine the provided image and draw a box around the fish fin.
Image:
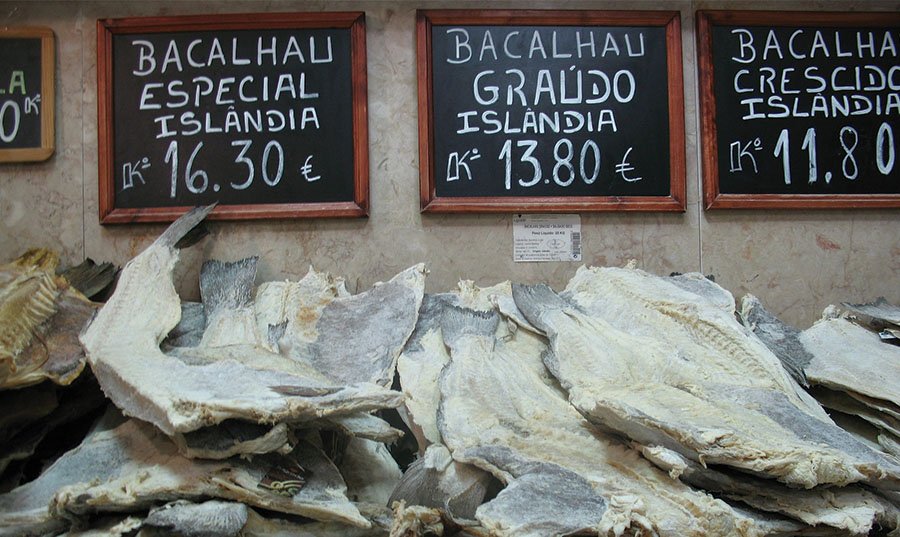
[200,257,259,314]
[440,305,499,350]
[157,204,216,249]
[511,283,568,333]
[60,259,117,300]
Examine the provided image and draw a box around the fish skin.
[637,443,899,534]
[81,207,404,437]
[0,413,370,534]
[0,248,98,390]
[514,268,900,490]
[437,304,764,537]
[142,500,249,537]
[739,294,812,387]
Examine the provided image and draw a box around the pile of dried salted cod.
[0,205,425,536]
[0,249,114,494]
[392,268,900,536]
[742,295,900,463]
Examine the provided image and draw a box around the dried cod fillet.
[637,443,899,535]
[799,313,900,408]
[842,297,900,327]
[396,281,531,451]
[142,500,248,536]
[0,249,98,389]
[743,295,900,446]
[396,294,454,449]
[437,305,767,537]
[255,263,426,388]
[516,269,900,489]
[0,249,60,367]
[80,206,403,436]
[0,414,370,535]
[389,444,492,524]
[739,294,812,387]
[340,437,402,506]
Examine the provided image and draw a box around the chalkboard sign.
[417,10,685,213]
[0,27,54,162]
[97,13,368,223]
[698,11,900,209]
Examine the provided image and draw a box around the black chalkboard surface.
[97,13,368,223]
[0,27,54,162]
[417,10,685,213]
[698,11,900,209]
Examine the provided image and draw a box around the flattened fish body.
[437,305,762,537]
[81,208,405,437]
[515,268,900,489]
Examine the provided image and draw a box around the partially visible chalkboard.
[0,27,54,162]
[97,13,368,223]
[698,11,900,209]
[417,10,685,213]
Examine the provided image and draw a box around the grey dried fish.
[81,207,404,439]
[515,267,899,489]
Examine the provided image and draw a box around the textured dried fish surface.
[739,294,812,387]
[340,437,402,506]
[0,414,369,533]
[437,305,764,537]
[255,263,426,388]
[637,443,899,535]
[0,249,96,389]
[842,297,900,327]
[142,500,249,537]
[389,444,492,524]
[80,207,404,437]
[397,282,527,451]
[517,267,900,489]
[799,313,900,408]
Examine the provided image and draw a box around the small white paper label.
[513,214,582,262]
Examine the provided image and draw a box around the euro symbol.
[615,147,642,183]
[301,155,321,182]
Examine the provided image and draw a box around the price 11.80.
[761,122,895,186]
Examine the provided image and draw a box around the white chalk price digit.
[801,128,818,184]
[185,142,208,194]
[230,140,254,190]
[581,140,601,184]
[552,139,575,187]
[262,141,284,187]
[164,141,179,198]
[876,122,895,176]
[773,129,791,185]
[840,127,859,181]
[0,100,20,143]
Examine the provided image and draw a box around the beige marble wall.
[0,0,896,328]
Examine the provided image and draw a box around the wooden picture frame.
[417,10,686,213]
[0,27,54,162]
[97,12,368,223]
[698,10,900,209]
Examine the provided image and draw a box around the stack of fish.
[0,206,424,536]
[0,249,113,498]
[0,206,898,536]
[742,294,900,469]
[393,267,900,536]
